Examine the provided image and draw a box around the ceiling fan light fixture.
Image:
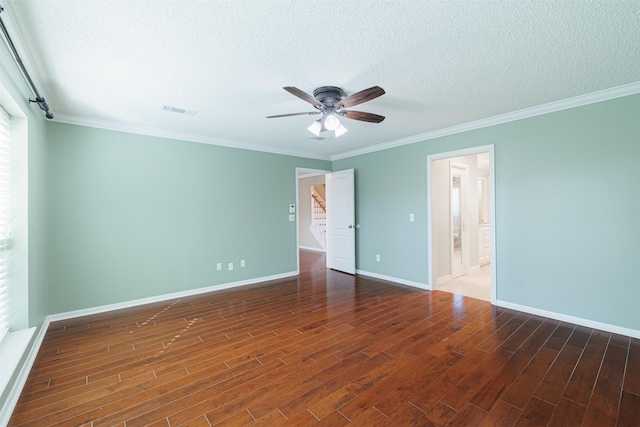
[334,124,348,137]
[307,119,323,136]
[324,114,340,131]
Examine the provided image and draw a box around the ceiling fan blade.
[343,110,385,123]
[283,87,323,107]
[266,112,319,119]
[337,86,385,108]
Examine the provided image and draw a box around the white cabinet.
[478,224,491,265]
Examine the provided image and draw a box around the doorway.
[427,146,496,303]
[296,168,329,273]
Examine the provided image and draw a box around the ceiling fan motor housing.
[313,86,345,108]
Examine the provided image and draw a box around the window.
[0,105,10,343]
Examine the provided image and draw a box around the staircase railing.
[310,187,326,249]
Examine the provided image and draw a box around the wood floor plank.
[501,347,558,409]
[480,400,521,427]
[514,397,555,426]
[566,325,592,349]
[623,338,640,395]
[616,390,640,427]
[544,322,576,351]
[8,251,638,426]
[445,402,488,426]
[440,348,513,411]
[593,341,628,400]
[533,343,582,405]
[563,344,607,406]
[547,397,586,427]
[583,393,618,427]
[470,348,536,411]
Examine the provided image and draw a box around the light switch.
[409,213,415,222]
[288,214,295,221]
[289,204,296,213]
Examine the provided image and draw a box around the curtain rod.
[0,4,53,119]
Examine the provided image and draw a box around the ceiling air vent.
[161,105,197,116]
[309,136,330,141]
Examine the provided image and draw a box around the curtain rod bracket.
[29,97,54,119]
[0,4,54,119]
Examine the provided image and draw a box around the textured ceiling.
[4,0,640,160]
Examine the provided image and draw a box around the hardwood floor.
[9,250,639,426]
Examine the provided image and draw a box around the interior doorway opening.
[295,168,329,273]
[427,146,496,303]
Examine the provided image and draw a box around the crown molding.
[51,113,332,161]
[331,81,640,161]
[50,82,639,163]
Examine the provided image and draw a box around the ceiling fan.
[267,86,385,137]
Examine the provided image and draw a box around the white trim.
[49,272,297,322]
[52,113,332,161]
[0,319,49,427]
[436,274,452,286]
[356,269,428,290]
[43,83,638,164]
[468,265,480,274]
[332,82,640,161]
[427,145,497,305]
[298,245,325,253]
[496,300,640,339]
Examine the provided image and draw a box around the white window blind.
[0,105,10,344]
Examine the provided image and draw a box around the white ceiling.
[4,1,640,160]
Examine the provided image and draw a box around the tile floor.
[437,263,491,301]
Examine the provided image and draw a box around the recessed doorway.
[427,146,496,303]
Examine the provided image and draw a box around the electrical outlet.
[241,259,245,267]
[216,263,222,271]
[376,254,380,262]
[228,262,233,271]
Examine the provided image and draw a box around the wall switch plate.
[409,213,415,222]
[289,204,296,213]
[288,214,295,221]
[228,262,233,271]
[240,259,245,267]
[376,254,381,262]
[216,263,222,271]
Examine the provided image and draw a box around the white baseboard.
[0,318,50,427]
[469,265,480,274]
[356,269,429,290]
[49,271,298,322]
[298,246,325,253]
[436,275,452,286]
[496,300,640,339]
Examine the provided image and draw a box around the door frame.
[295,167,330,274]
[426,145,497,304]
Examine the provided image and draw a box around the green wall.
[47,95,640,332]
[334,94,640,331]
[47,123,329,312]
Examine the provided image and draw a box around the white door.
[326,169,356,274]
[450,163,469,278]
